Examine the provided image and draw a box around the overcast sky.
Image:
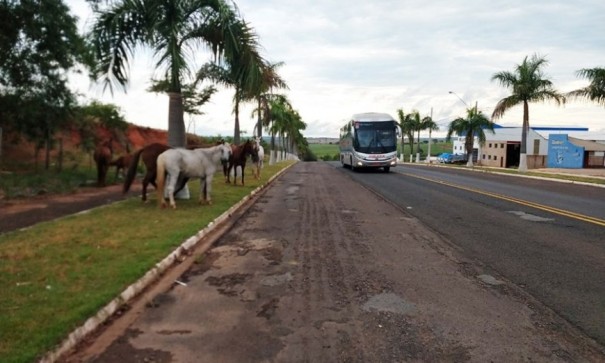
[67,0,605,138]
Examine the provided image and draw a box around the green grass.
[0,160,294,363]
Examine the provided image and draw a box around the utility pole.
[427,108,433,164]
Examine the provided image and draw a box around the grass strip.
[0,161,294,363]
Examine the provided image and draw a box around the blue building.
[547,134,605,168]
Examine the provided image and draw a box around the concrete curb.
[41,163,295,363]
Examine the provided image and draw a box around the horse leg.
[205,174,213,204]
[174,174,189,195]
[166,173,177,209]
[226,164,233,184]
[241,165,245,186]
[100,163,108,187]
[142,172,153,202]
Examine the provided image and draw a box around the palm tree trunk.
[466,133,474,167]
[519,100,529,172]
[167,92,186,147]
[416,130,421,162]
[233,88,241,145]
[256,97,262,138]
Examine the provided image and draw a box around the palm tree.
[408,111,422,162]
[417,115,439,160]
[491,54,565,171]
[396,109,411,160]
[567,67,605,106]
[446,107,495,167]
[251,61,288,139]
[396,109,419,161]
[87,0,247,147]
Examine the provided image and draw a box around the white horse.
[156,143,231,209]
[253,137,265,180]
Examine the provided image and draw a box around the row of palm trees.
[86,0,306,154]
[398,54,604,171]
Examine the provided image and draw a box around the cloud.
[67,0,605,138]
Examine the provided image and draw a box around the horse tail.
[156,153,167,206]
[123,148,143,194]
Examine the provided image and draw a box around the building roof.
[569,137,605,151]
[534,130,605,141]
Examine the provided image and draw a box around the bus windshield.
[354,122,397,154]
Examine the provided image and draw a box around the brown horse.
[109,154,133,180]
[224,139,258,186]
[93,139,113,187]
[123,143,171,202]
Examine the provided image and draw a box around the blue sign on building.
[547,134,584,168]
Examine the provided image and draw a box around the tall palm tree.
[396,109,419,161]
[408,111,422,161]
[417,115,439,159]
[446,107,495,167]
[491,54,565,171]
[567,67,605,106]
[87,0,247,147]
[251,61,288,139]
[396,109,411,160]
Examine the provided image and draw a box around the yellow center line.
[405,173,605,227]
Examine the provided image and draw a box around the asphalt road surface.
[63,162,605,362]
[340,163,605,347]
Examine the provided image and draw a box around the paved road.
[64,162,605,362]
[340,163,605,347]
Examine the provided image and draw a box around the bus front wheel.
[350,157,356,171]
[383,166,390,173]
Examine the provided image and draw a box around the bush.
[301,149,317,161]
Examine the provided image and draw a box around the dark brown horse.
[123,143,171,202]
[109,154,133,180]
[93,139,113,187]
[224,139,258,186]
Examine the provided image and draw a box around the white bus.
[339,112,399,172]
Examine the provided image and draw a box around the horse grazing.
[109,154,133,180]
[93,139,113,187]
[252,137,265,180]
[224,139,258,186]
[156,143,232,209]
[123,143,172,202]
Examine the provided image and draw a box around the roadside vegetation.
[0,160,294,363]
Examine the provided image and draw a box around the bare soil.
[59,162,605,363]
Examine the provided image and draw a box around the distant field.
[309,143,339,160]
[308,141,453,161]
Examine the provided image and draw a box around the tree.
[251,61,288,139]
[0,0,86,168]
[417,114,438,157]
[446,107,495,167]
[87,0,249,147]
[195,18,265,146]
[491,54,565,171]
[567,67,605,106]
[396,109,418,160]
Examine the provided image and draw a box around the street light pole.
[448,91,469,108]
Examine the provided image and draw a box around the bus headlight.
[356,161,363,166]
